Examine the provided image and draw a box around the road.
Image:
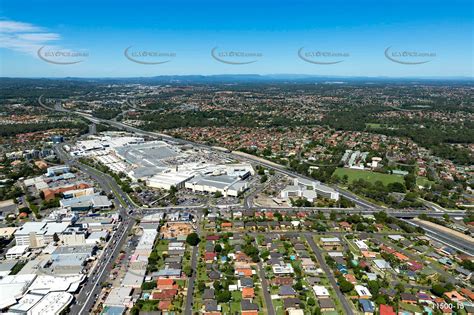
[402,219,474,256]
[305,234,354,315]
[256,259,275,315]
[184,212,202,315]
[53,142,140,314]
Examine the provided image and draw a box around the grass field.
[416,176,435,188]
[334,168,404,185]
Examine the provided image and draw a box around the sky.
[0,0,472,78]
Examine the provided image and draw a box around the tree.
[186,233,201,246]
[293,280,303,291]
[387,182,406,193]
[404,174,416,190]
[183,265,193,277]
[216,290,231,303]
[53,233,60,243]
[141,281,156,290]
[214,191,223,198]
[338,277,354,293]
[431,284,447,297]
[197,281,206,292]
[214,244,222,253]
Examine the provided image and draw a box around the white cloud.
[0,19,61,55]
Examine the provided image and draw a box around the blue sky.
[0,0,472,77]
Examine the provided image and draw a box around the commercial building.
[185,174,248,197]
[104,287,133,308]
[46,165,70,177]
[60,228,87,246]
[14,222,70,248]
[6,245,29,259]
[281,177,339,202]
[147,172,194,190]
[0,274,37,309]
[50,245,96,275]
[60,194,112,211]
[27,292,74,315]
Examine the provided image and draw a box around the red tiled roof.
[379,304,396,315]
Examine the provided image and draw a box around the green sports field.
[333,168,404,185]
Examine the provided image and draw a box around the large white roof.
[0,274,37,309]
[27,292,74,315]
[28,275,84,294]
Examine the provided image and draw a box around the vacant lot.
[334,168,404,185]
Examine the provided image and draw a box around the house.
[235,267,253,277]
[359,299,375,315]
[313,285,330,298]
[279,285,296,297]
[272,263,294,275]
[283,298,301,310]
[355,285,372,299]
[203,288,215,300]
[306,277,321,286]
[455,266,472,280]
[238,278,254,289]
[209,271,220,280]
[443,290,466,302]
[379,304,396,315]
[417,292,432,304]
[373,259,391,270]
[394,252,409,261]
[235,252,252,263]
[344,274,357,284]
[152,289,178,300]
[464,304,474,315]
[156,278,176,290]
[438,257,454,267]
[400,293,417,305]
[205,300,219,312]
[205,252,217,262]
[460,288,474,301]
[338,221,352,231]
[318,298,335,312]
[242,287,255,299]
[320,237,341,250]
[221,222,232,229]
[241,299,259,314]
[158,300,171,311]
[272,277,293,286]
[354,240,369,251]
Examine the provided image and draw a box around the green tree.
[186,233,201,246]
